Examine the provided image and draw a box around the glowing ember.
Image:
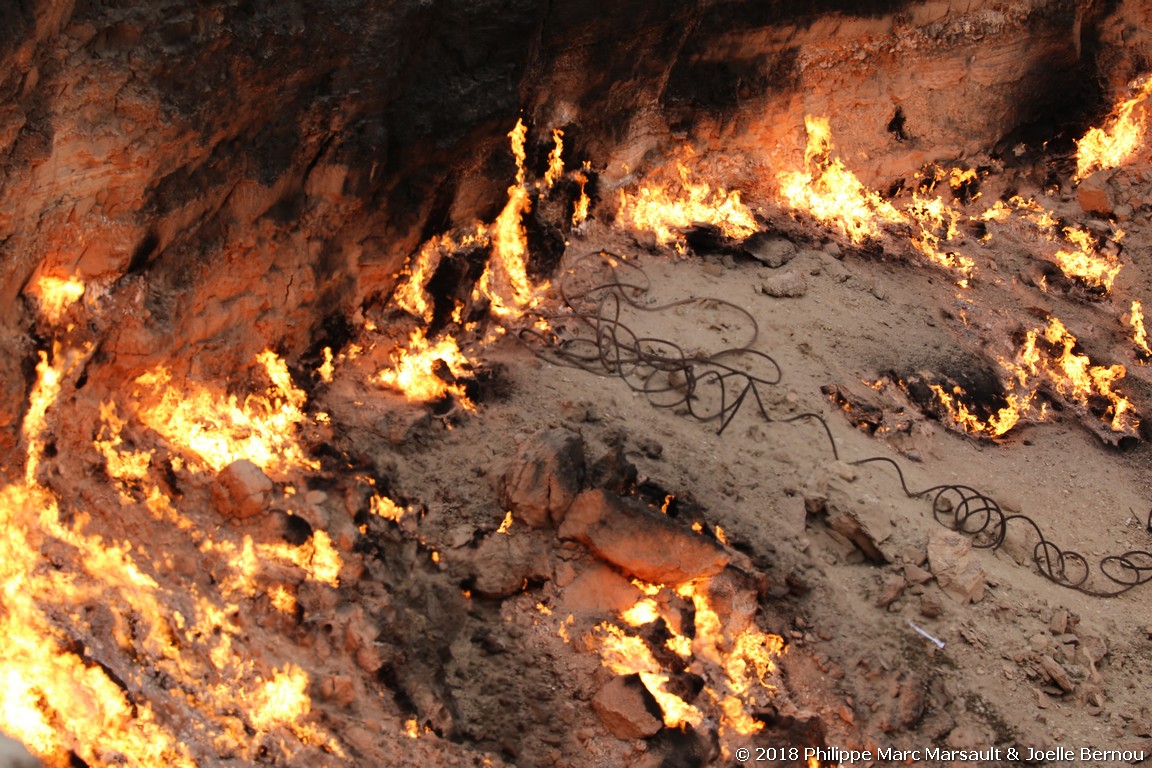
[620,598,660,627]
[496,511,513,534]
[1131,300,1151,357]
[134,349,319,478]
[1075,74,1152,181]
[617,155,758,247]
[370,494,406,522]
[29,275,86,325]
[376,327,474,408]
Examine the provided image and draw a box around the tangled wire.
[518,250,1152,597]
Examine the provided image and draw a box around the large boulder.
[559,489,729,585]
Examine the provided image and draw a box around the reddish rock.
[591,675,663,740]
[461,530,552,598]
[927,531,985,604]
[558,489,729,585]
[499,428,586,528]
[1077,171,1115,216]
[559,564,644,616]
[211,459,272,520]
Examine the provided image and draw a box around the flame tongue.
[778,115,904,243]
[617,154,758,248]
[777,116,973,283]
[592,579,785,752]
[927,316,1139,437]
[1075,74,1152,181]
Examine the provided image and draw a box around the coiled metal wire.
[518,250,1152,596]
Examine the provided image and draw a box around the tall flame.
[477,118,541,318]
[778,115,904,243]
[1075,74,1152,181]
[544,128,565,188]
[1131,300,1151,358]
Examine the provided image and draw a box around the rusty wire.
[517,250,1152,597]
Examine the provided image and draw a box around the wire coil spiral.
[519,250,1152,597]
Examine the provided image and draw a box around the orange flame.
[929,385,1028,438]
[544,128,565,188]
[981,196,1122,291]
[935,317,1139,437]
[133,350,319,477]
[777,116,972,283]
[1131,300,1151,357]
[1075,74,1152,181]
[591,581,784,746]
[617,155,758,247]
[377,328,474,408]
[778,115,903,243]
[29,275,86,325]
[476,118,545,318]
[572,167,591,226]
[3,347,341,765]
[1051,226,1121,292]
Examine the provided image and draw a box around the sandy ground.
[318,152,1152,766]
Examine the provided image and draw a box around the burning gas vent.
[3,1,1152,766]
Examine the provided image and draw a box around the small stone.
[1040,655,1074,693]
[1049,609,1069,635]
[592,675,663,740]
[877,573,906,607]
[743,233,797,267]
[919,593,943,619]
[462,530,552,598]
[1030,634,1051,653]
[1076,634,1108,665]
[211,459,273,520]
[760,270,808,298]
[1077,171,1114,216]
[903,563,933,585]
[0,733,39,768]
[901,547,928,567]
[320,675,356,707]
